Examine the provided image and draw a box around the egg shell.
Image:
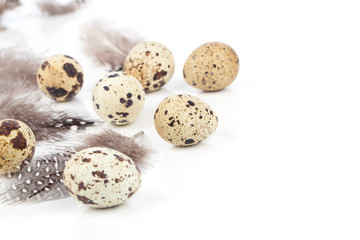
[183,42,239,91]
[0,119,36,174]
[154,94,218,146]
[92,72,145,125]
[124,41,175,92]
[63,147,142,208]
[37,54,84,101]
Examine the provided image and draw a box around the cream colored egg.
[154,94,218,146]
[92,72,145,125]
[37,54,84,101]
[124,41,175,92]
[183,42,239,91]
[63,147,142,208]
[0,119,36,174]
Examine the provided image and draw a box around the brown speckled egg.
[63,147,142,208]
[183,42,239,91]
[92,72,145,125]
[124,41,175,92]
[154,94,218,146]
[37,54,84,101]
[0,119,36,174]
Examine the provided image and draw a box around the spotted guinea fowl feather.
[37,0,86,16]
[81,19,143,71]
[0,130,150,204]
[0,48,97,141]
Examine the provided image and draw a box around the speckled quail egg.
[0,119,36,174]
[124,41,175,92]
[63,147,142,208]
[92,72,145,125]
[183,42,239,91]
[37,54,84,101]
[154,94,218,146]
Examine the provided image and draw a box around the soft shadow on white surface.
[161,143,218,194]
[73,204,144,240]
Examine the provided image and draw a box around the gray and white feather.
[81,19,143,70]
[37,0,86,16]
[0,130,150,204]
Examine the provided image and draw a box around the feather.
[37,0,86,16]
[0,130,150,204]
[0,47,41,90]
[0,48,97,141]
[81,19,143,70]
[0,0,21,16]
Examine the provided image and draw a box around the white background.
[1,0,360,239]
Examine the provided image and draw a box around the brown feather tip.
[37,0,86,16]
[0,130,151,204]
[81,19,144,70]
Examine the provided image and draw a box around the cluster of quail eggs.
[1,40,239,208]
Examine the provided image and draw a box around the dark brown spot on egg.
[137,95,141,100]
[95,103,100,109]
[46,87,68,98]
[127,93,132,98]
[10,131,27,150]
[76,72,83,86]
[187,101,195,106]
[113,154,124,161]
[92,170,107,178]
[120,98,126,104]
[108,114,113,119]
[63,63,77,77]
[41,61,49,70]
[82,158,91,163]
[0,120,20,136]
[153,70,167,80]
[103,86,109,91]
[65,90,76,100]
[78,182,87,191]
[145,51,150,56]
[108,73,119,78]
[125,100,133,108]
[128,192,135,198]
[64,55,74,59]
[77,195,96,205]
[185,139,195,144]
[70,174,75,180]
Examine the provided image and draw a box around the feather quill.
[81,19,143,70]
[0,130,150,204]
[37,0,86,16]
[0,48,97,141]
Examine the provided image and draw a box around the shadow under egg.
[161,143,218,194]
